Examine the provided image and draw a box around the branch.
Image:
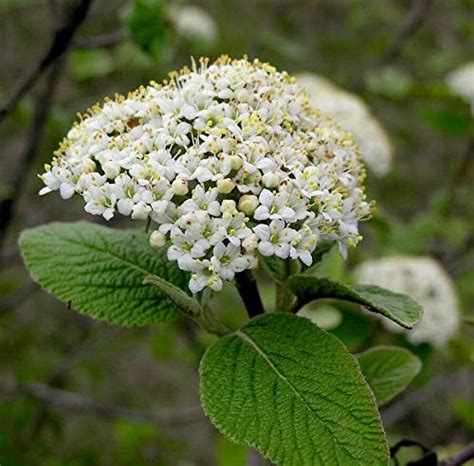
[0,60,63,253]
[0,0,93,120]
[377,0,434,66]
[440,443,474,466]
[73,30,125,49]
[0,378,204,426]
[352,0,433,92]
[234,270,265,318]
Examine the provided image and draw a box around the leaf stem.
[234,270,265,318]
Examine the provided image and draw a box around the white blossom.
[171,5,217,45]
[297,73,393,177]
[446,62,474,114]
[40,56,372,292]
[354,256,461,348]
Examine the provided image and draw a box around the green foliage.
[70,49,114,81]
[330,305,376,351]
[288,275,423,329]
[357,346,421,406]
[200,313,388,466]
[19,222,189,325]
[124,0,171,60]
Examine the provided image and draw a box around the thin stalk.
[234,270,265,318]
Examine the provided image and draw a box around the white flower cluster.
[40,57,372,293]
[297,73,393,177]
[446,62,474,114]
[354,256,461,348]
[171,4,217,44]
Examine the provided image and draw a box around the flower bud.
[262,171,280,188]
[242,233,258,251]
[150,230,166,248]
[216,178,235,194]
[238,194,259,215]
[103,161,121,179]
[229,155,243,171]
[220,199,237,215]
[131,201,151,220]
[81,158,96,173]
[172,179,189,196]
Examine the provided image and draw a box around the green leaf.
[288,275,423,329]
[200,314,388,466]
[357,346,421,406]
[19,222,189,326]
[124,0,170,60]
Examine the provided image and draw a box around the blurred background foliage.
[0,0,473,464]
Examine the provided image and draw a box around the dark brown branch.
[0,60,63,253]
[440,443,474,466]
[0,378,204,426]
[0,0,93,121]
[234,270,265,318]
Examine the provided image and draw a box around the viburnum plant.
[20,57,424,465]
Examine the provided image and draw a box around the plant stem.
[275,259,299,312]
[234,270,265,318]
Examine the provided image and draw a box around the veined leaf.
[19,222,189,325]
[358,346,421,406]
[288,275,422,329]
[144,274,201,316]
[200,314,388,466]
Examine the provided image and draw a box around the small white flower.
[289,228,318,266]
[131,201,151,220]
[180,186,220,216]
[171,179,189,196]
[210,242,248,280]
[254,219,298,259]
[262,171,280,188]
[254,190,297,222]
[40,57,372,292]
[150,231,166,248]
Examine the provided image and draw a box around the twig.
[234,270,265,318]
[73,30,125,49]
[378,0,434,66]
[0,378,204,426]
[0,0,93,120]
[0,60,63,252]
[353,0,434,91]
[440,443,474,466]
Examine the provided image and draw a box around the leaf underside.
[288,275,423,329]
[358,346,421,406]
[200,314,388,466]
[19,221,189,326]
